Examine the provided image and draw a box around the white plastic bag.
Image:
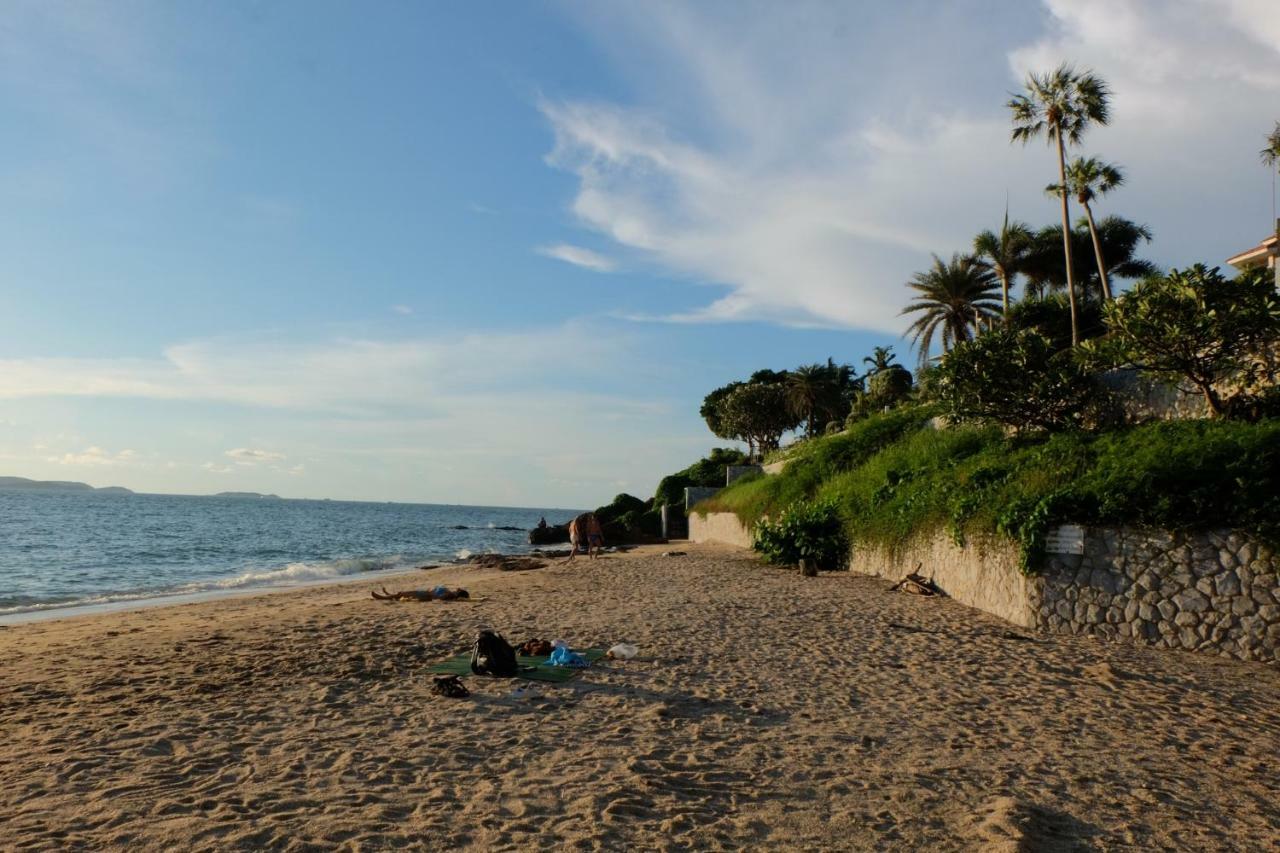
[607,643,638,660]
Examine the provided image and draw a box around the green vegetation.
[752,500,847,571]
[698,407,1280,574]
[652,447,747,509]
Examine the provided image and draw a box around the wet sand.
[2,543,1278,850]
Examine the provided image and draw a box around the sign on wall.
[1045,524,1086,555]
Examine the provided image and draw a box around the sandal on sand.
[432,675,470,699]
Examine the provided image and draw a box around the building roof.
[1226,226,1279,269]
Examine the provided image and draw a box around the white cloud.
[202,461,233,474]
[225,448,285,465]
[51,446,138,466]
[0,322,635,412]
[536,242,619,273]
[543,1,1280,332]
[392,305,414,315]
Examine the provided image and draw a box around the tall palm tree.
[901,254,1001,367]
[1263,121,1280,225]
[786,364,829,438]
[1008,64,1111,345]
[973,211,1034,318]
[1046,156,1125,301]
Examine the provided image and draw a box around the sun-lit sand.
[2,543,1278,850]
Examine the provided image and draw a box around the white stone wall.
[689,512,755,549]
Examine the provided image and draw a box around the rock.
[1195,577,1215,596]
[1214,572,1241,596]
[1138,603,1157,622]
[1124,600,1140,622]
[1173,611,1199,628]
[1136,570,1160,592]
[1232,596,1257,616]
[1055,600,1073,621]
[1257,604,1280,623]
[1173,589,1209,613]
[1218,549,1238,571]
[1157,599,1178,622]
[1090,568,1118,594]
[1177,627,1200,648]
[1251,586,1274,607]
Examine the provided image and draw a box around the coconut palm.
[1021,216,1156,301]
[786,364,830,438]
[973,211,1034,318]
[901,254,1001,367]
[1046,156,1125,301]
[1263,121,1280,224]
[1008,64,1111,345]
[862,346,898,374]
[1262,121,1280,170]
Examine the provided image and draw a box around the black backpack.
[470,630,518,677]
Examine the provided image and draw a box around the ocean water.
[0,490,579,620]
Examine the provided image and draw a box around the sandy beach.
[2,543,1279,851]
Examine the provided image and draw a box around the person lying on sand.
[370,585,470,602]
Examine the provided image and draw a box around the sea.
[0,489,580,623]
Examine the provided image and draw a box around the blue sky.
[1,1,1277,505]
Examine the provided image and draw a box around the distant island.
[0,476,134,495]
[213,492,282,500]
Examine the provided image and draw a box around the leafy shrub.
[651,447,748,508]
[935,328,1101,432]
[752,499,848,570]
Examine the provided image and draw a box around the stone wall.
[689,511,755,549]
[1040,528,1279,663]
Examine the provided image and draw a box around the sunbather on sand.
[371,586,469,602]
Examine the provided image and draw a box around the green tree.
[1047,156,1125,301]
[720,382,802,458]
[1262,120,1280,171]
[862,346,898,373]
[901,253,1001,367]
[1021,217,1156,301]
[1094,265,1280,417]
[1009,64,1112,346]
[973,212,1034,317]
[935,328,1099,432]
[1006,293,1105,351]
[700,381,744,441]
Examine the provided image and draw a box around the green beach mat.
[428,648,607,683]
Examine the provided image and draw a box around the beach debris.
[431,675,470,699]
[517,638,554,657]
[799,558,818,577]
[661,550,687,557]
[889,564,938,596]
[606,643,639,660]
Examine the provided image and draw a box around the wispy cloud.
[544,1,1280,331]
[50,446,138,466]
[536,243,619,273]
[226,448,285,465]
[392,305,414,316]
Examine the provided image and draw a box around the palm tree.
[862,346,898,374]
[1263,121,1280,225]
[973,211,1034,318]
[901,254,1001,367]
[786,364,829,438]
[1021,216,1156,301]
[1008,64,1111,345]
[1046,156,1125,301]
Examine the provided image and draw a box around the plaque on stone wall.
[1045,524,1085,554]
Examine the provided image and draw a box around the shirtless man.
[565,512,605,562]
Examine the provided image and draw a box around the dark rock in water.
[493,525,523,531]
[451,525,470,530]
[528,524,570,545]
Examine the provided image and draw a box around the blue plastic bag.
[547,646,589,668]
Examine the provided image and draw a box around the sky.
[0,0,1277,506]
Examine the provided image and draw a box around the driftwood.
[889,563,939,596]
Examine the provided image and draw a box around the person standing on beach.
[565,512,605,561]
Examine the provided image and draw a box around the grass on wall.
[697,407,1280,573]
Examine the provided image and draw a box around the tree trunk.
[1055,130,1079,346]
[1201,383,1223,418]
[1000,272,1010,320]
[1082,200,1112,301]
